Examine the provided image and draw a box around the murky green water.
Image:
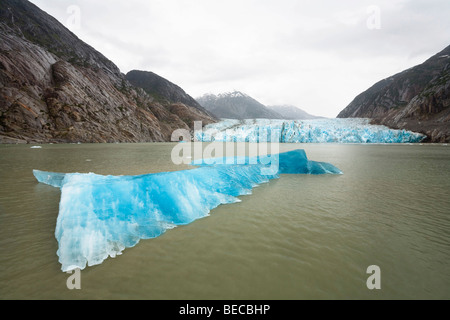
[0,143,449,299]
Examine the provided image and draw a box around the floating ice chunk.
[34,149,341,271]
[33,170,66,188]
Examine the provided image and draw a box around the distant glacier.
[195,118,426,143]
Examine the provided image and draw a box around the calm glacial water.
[0,142,449,299]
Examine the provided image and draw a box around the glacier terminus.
[194,118,426,143]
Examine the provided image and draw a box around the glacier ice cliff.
[33,149,341,271]
[195,118,426,143]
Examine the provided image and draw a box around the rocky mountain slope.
[268,105,323,120]
[126,70,204,110]
[196,91,283,119]
[337,45,450,142]
[0,0,215,144]
[125,70,215,124]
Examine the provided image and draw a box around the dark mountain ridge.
[125,70,214,118]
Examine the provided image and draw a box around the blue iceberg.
[195,118,426,143]
[34,149,341,271]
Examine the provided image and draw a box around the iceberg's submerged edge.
[34,149,341,272]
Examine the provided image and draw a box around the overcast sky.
[29,0,450,117]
